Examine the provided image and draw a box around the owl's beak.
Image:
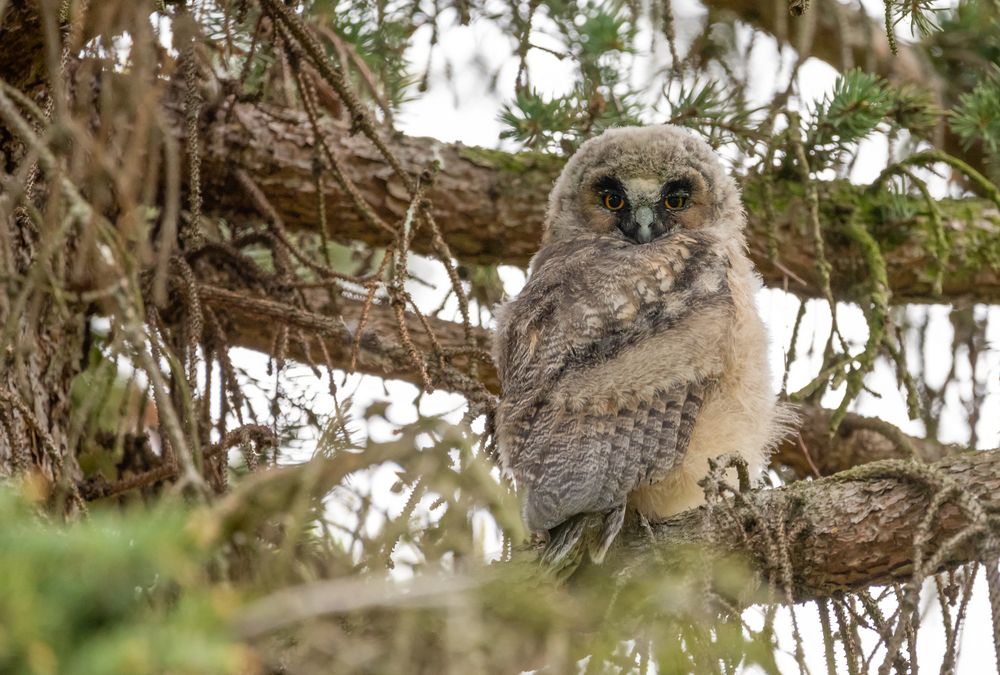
[630,205,657,244]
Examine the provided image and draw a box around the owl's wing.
[525,378,712,577]
[519,378,710,533]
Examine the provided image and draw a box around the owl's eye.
[603,193,625,210]
[664,193,689,210]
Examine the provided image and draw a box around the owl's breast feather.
[494,231,733,416]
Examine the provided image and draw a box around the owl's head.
[542,125,744,246]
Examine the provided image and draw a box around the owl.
[492,125,791,570]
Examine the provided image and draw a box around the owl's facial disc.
[593,175,697,244]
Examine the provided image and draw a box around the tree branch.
[198,283,492,390]
[200,101,1000,304]
[622,449,1000,600]
[773,404,959,477]
[0,2,46,94]
[709,0,988,172]
[710,0,931,85]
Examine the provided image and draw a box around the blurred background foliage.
[0,486,247,675]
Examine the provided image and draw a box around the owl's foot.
[540,504,626,580]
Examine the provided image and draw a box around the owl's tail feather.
[541,505,626,580]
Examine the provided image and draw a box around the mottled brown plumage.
[492,125,792,570]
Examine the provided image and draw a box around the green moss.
[457,146,562,176]
[750,175,998,280]
[952,203,1000,273]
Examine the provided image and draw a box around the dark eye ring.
[664,193,688,210]
[603,193,625,210]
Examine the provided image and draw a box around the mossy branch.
[198,101,1000,304]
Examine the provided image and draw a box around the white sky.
[227,1,1000,671]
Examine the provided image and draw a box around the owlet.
[492,125,791,570]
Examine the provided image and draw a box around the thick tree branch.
[621,449,1000,600]
[199,283,492,390]
[772,404,958,477]
[0,2,46,94]
[201,101,1000,304]
[710,0,988,172]
[711,0,931,86]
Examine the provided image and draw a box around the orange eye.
[603,193,625,210]
[664,193,688,210]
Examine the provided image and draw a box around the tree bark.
[201,101,1000,304]
[221,436,1000,606]
[0,2,46,95]
[0,3,87,504]
[619,449,1000,600]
